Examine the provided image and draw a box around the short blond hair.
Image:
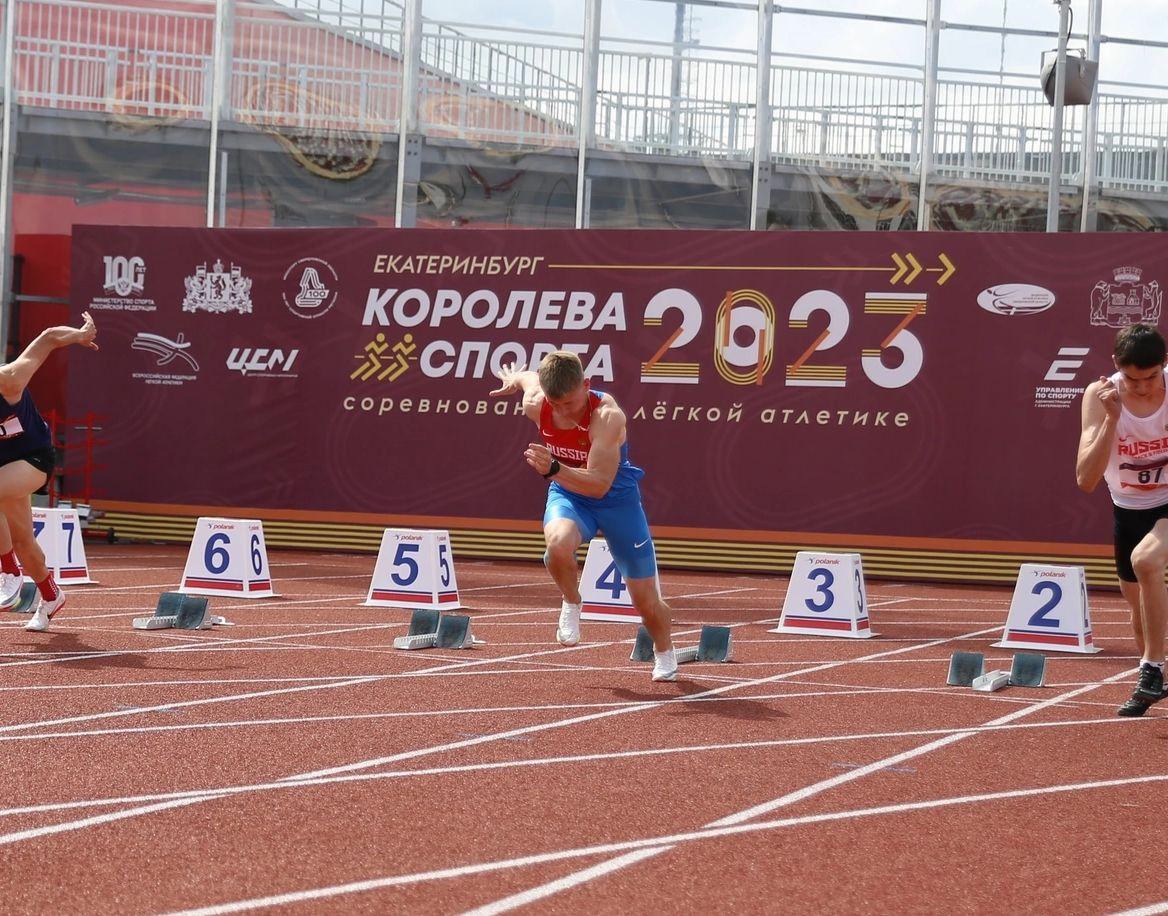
[538,350,584,399]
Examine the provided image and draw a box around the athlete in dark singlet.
[490,350,679,681]
[0,311,99,631]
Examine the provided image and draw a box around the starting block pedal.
[132,592,229,631]
[972,670,1011,692]
[1009,652,1046,688]
[392,611,485,650]
[7,581,39,614]
[630,625,733,664]
[946,651,985,687]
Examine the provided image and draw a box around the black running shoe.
[1117,664,1166,717]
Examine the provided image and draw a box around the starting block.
[6,581,39,614]
[630,625,733,664]
[947,650,1047,689]
[392,611,484,650]
[132,592,233,631]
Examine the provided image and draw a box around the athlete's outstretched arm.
[489,361,541,425]
[525,405,623,499]
[0,311,99,404]
[1077,376,1119,493]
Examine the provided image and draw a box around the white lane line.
[162,771,1168,916]
[461,849,667,916]
[1111,901,1168,916]
[0,712,1153,819]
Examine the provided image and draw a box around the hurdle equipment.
[392,612,484,650]
[580,538,644,624]
[1009,652,1047,688]
[946,651,985,687]
[772,551,874,638]
[630,625,733,664]
[30,506,96,584]
[994,564,1100,654]
[179,518,278,598]
[365,528,461,609]
[6,582,38,614]
[131,592,232,630]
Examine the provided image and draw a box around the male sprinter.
[489,351,678,680]
[1078,323,1168,716]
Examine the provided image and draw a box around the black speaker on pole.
[1040,49,1099,106]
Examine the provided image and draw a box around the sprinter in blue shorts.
[489,350,678,681]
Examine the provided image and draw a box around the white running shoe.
[556,600,582,646]
[652,647,678,682]
[0,572,22,609]
[25,592,66,632]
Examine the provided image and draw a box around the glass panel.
[223,0,402,227]
[416,0,581,228]
[767,5,922,230]
[590,0,754,229]
[9,0,215,413]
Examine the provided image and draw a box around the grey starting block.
[8,581,38,614]
[946,651,985,687]
[1009,652,1047,688]
[630,625,733,665]
[132,592,229,631]
[393,611,484,650]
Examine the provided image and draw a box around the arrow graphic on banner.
[890,252,956,286]
[548,253,958,286]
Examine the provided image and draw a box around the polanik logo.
[977,284,1056,316]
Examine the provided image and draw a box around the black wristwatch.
[542,458,561,478]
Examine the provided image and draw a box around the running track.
[1,544,1166,914]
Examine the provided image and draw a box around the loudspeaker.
[1040,50,1098,106]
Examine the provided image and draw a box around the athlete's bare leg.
[1130,518,1168,665]
[626,576,672,651]
[1119,578,1146,658]
[543,518,582,605]
[0,462,49,583]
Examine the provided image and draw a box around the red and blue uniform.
[539,389,656,579]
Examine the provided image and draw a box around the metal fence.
[3,0,1167,191]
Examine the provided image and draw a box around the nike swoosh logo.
[635,539,650,549]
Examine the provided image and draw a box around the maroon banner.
[67,226,1168,548]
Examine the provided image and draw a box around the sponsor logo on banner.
[977,284,1056,316]
[351,333,416,382]
[1090,266,1163,328]
[183,260,253,315]
[1034,346,1089,409]
[131,332,199,386]
[282,257,339,319]
[88,255,157,312]
[227,348,301,378]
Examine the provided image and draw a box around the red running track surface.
[0,543,1166,914]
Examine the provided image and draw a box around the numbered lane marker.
[28,507,96,584]
[771,551,874,639]
[364,528,461,609]
[580,538,643,624]
[994,564,1100,654]
[179,518,278,598]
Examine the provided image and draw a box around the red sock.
[36,574,59,601]
[0,550,19,576]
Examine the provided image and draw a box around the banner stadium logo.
[227,348,300,378]
[103,255,146,297]
[1090,265,1163,328]
[239,81,380,180]
[282,257,339,319]
[132,332,200,371]
[183,260,253,315]
[977,284,1056,316]
[351,333,416,383]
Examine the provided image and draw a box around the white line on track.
[163,771,1168,916]
[1112,901,1168,916]
[0,712,1156,820]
